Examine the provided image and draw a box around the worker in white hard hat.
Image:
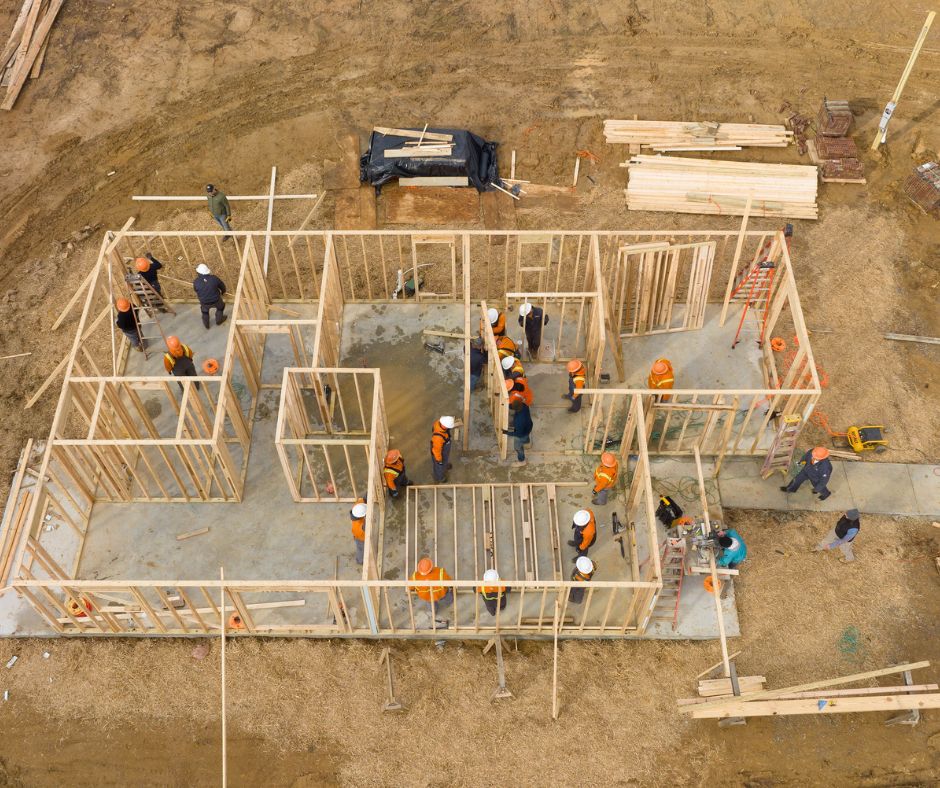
[518,302,549,360]
[569,556,595,604]
[480,307,506,338]
[478,568,509,616]
[501,353,525,380]
[430,416,455,483]
[192,263,228,329]
[567,509,597,561]
[350,497,368,566]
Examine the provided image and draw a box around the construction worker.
[567,509,597,560]
[409,556,452,607]
[206,184,233,238]
[383,449,410,498]
[193,263,228,329]
[495,335,519,362]
[716,528,747,569]
[478,569,509,616]
[135,253,164,296]
[480,307,506,338]
[430,416,455,483]
[509,375,534,407]
[502,398,533,465]
[648,358,674,400]
[469,336,487,390]
[781,446,833,500]
[501,354,525,380]
[562,359,586,413]
[592,452,619,505]
[518,302,548,360]
[163,335,200,391]
[569,556,595,604]
[350,499,367,565]
[814,509,860,562]
[114,298,143,352]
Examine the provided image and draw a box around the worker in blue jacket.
[716,528,746,568]
[502,399,533,466]
[781,446,834,500]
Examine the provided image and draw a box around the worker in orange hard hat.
[350,497,367,566]
[134,252,169,312]
[163,336,201,392]
[409,557,453,608]
[648,358,674,401]
[781,446,834,500]
[562,359,586,413]
[383,449,410,499]
[592,452,619,505]
[508,375,533,407]
[495,335,519,362]
[114,297,143,352]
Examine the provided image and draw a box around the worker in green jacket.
[206,184,233,239]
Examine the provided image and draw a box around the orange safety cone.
[703,575,722,595]
[203,358,220,375]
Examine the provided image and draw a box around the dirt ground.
[0,0,939,784]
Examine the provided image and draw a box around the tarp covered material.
[359,128,499,192]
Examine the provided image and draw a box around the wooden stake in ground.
[552,598,560,720]
[870,12,936,151]
[219,567,228,788]
[378,647,404,711]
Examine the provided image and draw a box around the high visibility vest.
[504,359,524,378]
[511,377,533,406]
[496,336,517,360]
[571,567,595,582]
[648,360,674,389]
[350,497,366,541]
[569,368,586,396]
[164,344,193,372]
[574,513,597,550]
[410,567,451,602]
[430,422,451,462]
[383,459,404,490]
[479,585,507,600]
[593,463,618,491]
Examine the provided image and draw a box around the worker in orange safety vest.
[567,508,597,560]
[480,307,506,338]
[430,416,454,483]
[495,335,519,361]
[478,568,509,616]
[592,452,619,505]
[410,556,453,607]
[563,359,586,413]
[163,335,201,392]
[383,449,410,499]
[350,498,367,566]
[648,358,674,400]
[569,556,595,604]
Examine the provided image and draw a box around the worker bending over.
[563,359,586,413]
[518,303,548,360]
[716,528,746,569]
[814,509,860,562]
[502,398,533,465]
[568,509,597,560]
[383,449,410,498]
[781,446,833,500]
[430,416,455,483]
[164,336,201,391]
[480,307,506,338]
[114,298,143,352]
[350,499,367,566]
[648,358,674,397]
[592,452,619,505]
[508,376,533,407]
[495,335,519,361]
[479,569,509,616]
[501,354,525,380]
[569,556,595,604]
[410,557,453,608]
[193,263,228,329]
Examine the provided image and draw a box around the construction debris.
[903,162,940,216]
[604,119,792,151]
[623,156,818,218]
[1,0,65,111]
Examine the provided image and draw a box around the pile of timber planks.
[1,0,64,110]
[623,155,819,219]
[604,120,792,151]
[373,126,456,159]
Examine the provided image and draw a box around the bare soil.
[0,0,939,784]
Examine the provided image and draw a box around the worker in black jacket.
[192,263,227,329]
[502,399,533,466]
[518,303,548,360]
[114,298,143,351]
[469,336,486,390]
[781,446,834,500]
[135,253,163,295]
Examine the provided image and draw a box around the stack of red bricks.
[903,162,940,216]
[814,99,865,183]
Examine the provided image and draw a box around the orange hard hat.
[601,452,617,468]
[227,612,246,631]
[202,358,219,375]
[566,359,583,374]
[135,257,151,272]
[385,449,402,464]
[166,335,181,351]
[652,359,670,375]
[416,557,433,575]
[504,378,515,391]
[811,446,830,461]
[116,298,131,312]
[704,575,721,594]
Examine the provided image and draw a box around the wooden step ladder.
[649,538,686,631]
[761,414,802,479]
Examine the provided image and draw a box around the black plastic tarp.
[359,128,499,192]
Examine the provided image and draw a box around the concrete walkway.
[719,458,940,516]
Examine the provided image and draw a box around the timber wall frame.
[6,222,814,638]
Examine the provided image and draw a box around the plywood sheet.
[380,187,480,226]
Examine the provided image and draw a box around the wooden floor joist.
[604,119,792,150]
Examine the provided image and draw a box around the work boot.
[779,486,790,492]
[566,540,578,547]
[513,459,527,467]
[217,314,228,326]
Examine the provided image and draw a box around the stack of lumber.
[604,120,792,151]
[0,0,63,110]
[373,126,455,159]
[678,661,940,720]
[624,155,819,219]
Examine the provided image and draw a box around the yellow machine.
[845,425,889,453]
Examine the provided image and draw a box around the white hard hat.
[487,308,499,324]
[573,509,591,526]
[440,416,455,429]
[519,303,532,317]
[351,503,367,518]
[196,263,211,275]
[483,569,499,582]
[576,556,594,574]
[501,356,515,370]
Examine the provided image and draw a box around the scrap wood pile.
[1,0,64,110]
[373,126,456,159]
[678,660,940,721]
[623,155,819,219]
[604,119,792,151]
